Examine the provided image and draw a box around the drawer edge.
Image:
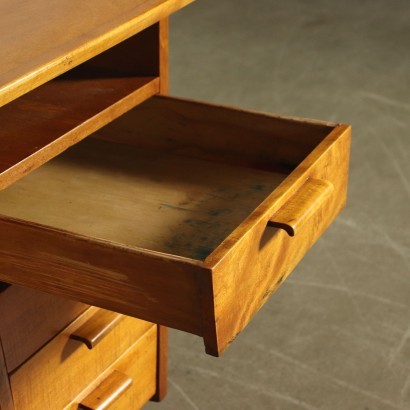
[202,124,351,356]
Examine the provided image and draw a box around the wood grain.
[159,19,169,94]
[268,178,334,236]
[0,0,193,106]
[70,310,124,350]
[0,76,159,190]
[79,371,132,410]
[10,308,154,410]
[151,326,168,402]
[0,96,350,356]
[201,125,351,356]
[154,21,169,402]
[0,216,206,336]
[67,325,157,410]
[0,139,285,260]
[0,285,87,372]
[95,95,335,172]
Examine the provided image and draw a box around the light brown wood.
[0,285,87,372]
[201,125,351,356]
[0,139,285,259]
[154,19,169,400]
[70,310,124,350]
[79,371,132,410]
[268,178,334,236]
[0,337,13,410]
[67,325,157,410]
[10,308,154,410]
[159,19,169,94]
[0,0,193,107]
[0,216,205,337]
[0,76,159,191]
[0,96,351,356]
[96,95,334,172]
[151,326,168,402]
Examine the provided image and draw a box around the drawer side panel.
[204,125,351,356]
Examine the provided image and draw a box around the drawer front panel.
[0,284,87,372]
[71,325,157,410]
[10,307,154,410]
[202,125,351,355]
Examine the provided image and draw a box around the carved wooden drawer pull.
[268,178,334,236]
[70,310,123,349]
[79,370,133,410]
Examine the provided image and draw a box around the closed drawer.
[0,95,351,356]
[0,284,87,372]
[67,325,157,410]
[9,307,154,410]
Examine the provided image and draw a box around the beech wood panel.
[0,0,192,106]
[0,76,159,190]
[67,325,157,410]
[0,285,87,372]
[10,308,154,410]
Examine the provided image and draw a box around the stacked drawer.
[0,285,158,409]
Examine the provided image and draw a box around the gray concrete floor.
[146,1,410,409]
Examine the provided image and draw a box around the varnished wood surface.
[0,0,192,106]
[268,178,334,236]
[158,19,169,94]
[70,310,124,350]
[10,307,154,410]
[202,125,351,356]
[67,325,157,410]
[152,326,168,402]
[0,138,285,260]
[0,96,350,356]
[0,285,87,372]
[0,214,205,337]
[0,76,159,190]
[97,95,335,172]
[79,370,132,410]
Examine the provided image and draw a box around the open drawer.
[0,96,350,356]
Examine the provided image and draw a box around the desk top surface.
[0,0,191,106]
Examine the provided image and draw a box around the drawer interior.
[0,96,332,262]
[0,139,285,261]
[0,95,349,356]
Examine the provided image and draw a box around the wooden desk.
[0,1,350,408]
